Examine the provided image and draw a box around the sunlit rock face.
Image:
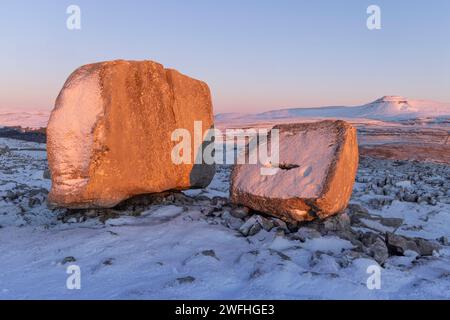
[230,120,359,222]
[47,60,215,208]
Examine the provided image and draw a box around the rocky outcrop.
[230,120,359,222]
[47,60,215,208]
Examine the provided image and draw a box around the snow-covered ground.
[1,137,449,299]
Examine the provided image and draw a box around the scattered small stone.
[28,188,48,197]
[249,222,262,236]
[2,169,15,175]
[230,206,249,219]
[296,227,322,242]
[85,210,99,218]
[62,256,76,265]
[438,236,449,246]
[359,232,380,247]
[43,169,51,180]
[67,217,78,224]
[386,233,419,256]
[0,146,10,154]
[249,268,263,279]
[5,190,19,201]
[172,192,195,205]
[272,218,290,233]
[194,195,211,202]
[273,229,285,239]
[415,238,440,256]
[28,197,41,208]
[386,232,440,256]
[379,217,403,229]
[322,213,351,233]
[269,249,291,261]
[367,197,394,210]
[211,196,228,209]
[200,206,221,217]
[256,215,274,231]
[346,250,366,260]
[221,211,243,230]
[239,216,262,237]
[177,276,195,284]
[98,210,121,223]
[402,192,418,203]
[286,221,299,233]
[369,238,389,265]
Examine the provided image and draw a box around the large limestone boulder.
[47,60,215,208]
[230,120,359,222]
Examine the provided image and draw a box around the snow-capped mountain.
[216,96,450,122]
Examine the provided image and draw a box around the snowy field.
[0,108,50,129]
[0,136,449,299]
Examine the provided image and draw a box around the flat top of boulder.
[233,120,352,199]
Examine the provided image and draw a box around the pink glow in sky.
[1,0,449,114]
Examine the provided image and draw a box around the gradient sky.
[1,0,449,114]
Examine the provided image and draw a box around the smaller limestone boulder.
[230,120,359,222]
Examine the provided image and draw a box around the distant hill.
[2,96,450,130]
[216,96,450,123]
[0,127,46,143]
[0,108,50,129]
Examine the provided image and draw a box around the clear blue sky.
[1,0,449,113]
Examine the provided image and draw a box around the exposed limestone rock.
[385,232,440,256]
[47,60,214,208]
[230,120,359,222]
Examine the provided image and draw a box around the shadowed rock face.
[47,60,215,208]
[230,120,359,222]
